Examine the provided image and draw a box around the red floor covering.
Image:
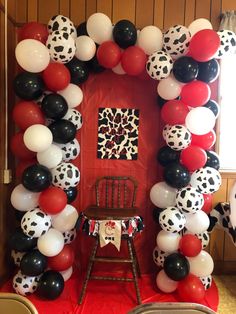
[0,271,219,314]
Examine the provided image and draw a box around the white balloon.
[162,124,171,140]
[11,250,25,267]
[153,246,169,267]
[24,124,53,153]
[159,207,186,233]
[58,83,83,108]
[156,230,181,253]
[60,266,73,281]
[185,210,210,234]
[146,51,173,80]
[15,39,50,73]
[48,15,76,38]
[187,251,214,277]
[112,62,126,75]
[188,18,213,36]
[37,144,63,169]
[190,167,222,194]
[156,270,178,293]
[11,184,40,212]
[63,228,77,244]
[185,107,216,135]
[137,26,163,55]
[51,162,80,189]
[51,204,78,232]
[37,228,64,257]
[21,208,52,238]
[157,74,183,100]
[150,181,177,208]
[75,36,96,61]
[87,13,113,44]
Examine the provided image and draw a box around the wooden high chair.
[79,176,142,304]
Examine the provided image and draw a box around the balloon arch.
[9,13,236,302]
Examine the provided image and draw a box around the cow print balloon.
[51,162,80,189]
[163,25,191,59]
[56,139,80,162]
[196,231,210,249]
[216,30,236,58]
[63,109,83,130]
[176,186,204,214]
[13,270,41,296]
[165,125,191,151]
[153,246,169,267]
[21,208,51,238]
[162,124,171,141]
[46,30,76,63]
[63,228,77,244]
[48,15,77,38]
[159,206,186,233]
[11,250,25,267]
[199,275,212,290]
[190,167,222,194]
[146,50,173,80]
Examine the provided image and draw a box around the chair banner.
[99,220,122,251]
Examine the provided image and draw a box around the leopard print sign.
[97,108,139,160]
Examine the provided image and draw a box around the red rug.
[0,270,218,314]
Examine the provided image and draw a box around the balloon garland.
[8,12,236,302]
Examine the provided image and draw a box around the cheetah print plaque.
[97,108,139,160]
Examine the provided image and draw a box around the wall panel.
[112,0,135,24]
[164,0,185,30]
[97,0,112,20]
[136,0,154,29]
[38,0,59,24]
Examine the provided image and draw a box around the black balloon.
[9,228,37,252]
[87,53,105,73]
[76,21,88,36]
[157,95,167,108]
[197,59,220,83]
[164,162,190,189]
[37,270,64,300]
[48,119,77,144]
[64,186,78,203]
[22,164,52,192]
[113,19,137,48]
[157,146,180,167]
[66,58,89,84]
[41,94,68,119]
[173,56,199,83]
[15,210,25,222]
[152,207,163,223]
[164,252,190,281]
[13,72,45,100]
[20,249,47,276]
[203,99,220,117]
[205,150,220,170]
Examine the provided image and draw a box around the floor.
[213,275,236,313]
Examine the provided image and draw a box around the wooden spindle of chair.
[124,179,127,208]
[112,179,115,208]
[118,180,121,208]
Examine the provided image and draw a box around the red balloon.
[39,186,67,214]
[181,81,211,107]
[16,159,37,178]
[189,29,220,62]
[19,22,48,44]
[178,274,205,302]
[191,130,216,150]
[97,41,121,69]
[121,46,147,76]
[47,245,75,271]
[43,63,71,92]
[179,234,202,257]
[201,193,213,214]
[10,132,36,160]
[12,101,45,130]
[161,100,189,125]
[180,145,207,172]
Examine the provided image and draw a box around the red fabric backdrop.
[73,70,161,274]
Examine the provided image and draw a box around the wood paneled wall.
[1,0,235,29]
[0,4,16,285]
